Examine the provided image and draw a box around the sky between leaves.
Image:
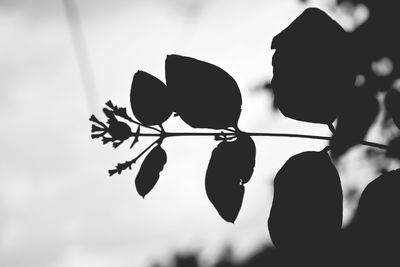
[0,0,377,267]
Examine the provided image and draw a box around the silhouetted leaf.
[135,145,167,198]
[387,136,400,159]
[205,135,256,223]
[330,89,379,158]
[268,150,342,253]
[271,8,355,124]
[384,88,400,129]
[130,71,172,126]
[165,55,242,129]
[352,169,400,264]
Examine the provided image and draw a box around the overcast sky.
[0,0,375,266]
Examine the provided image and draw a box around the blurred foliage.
[263,0,400,172]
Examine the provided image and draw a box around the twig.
[123,131,388,150]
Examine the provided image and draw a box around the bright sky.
[0,0,373,266]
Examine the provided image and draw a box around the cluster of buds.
[90,101,137,148]
[90,100,163,175]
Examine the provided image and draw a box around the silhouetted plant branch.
[125,130,387,148]
[108,137,163,176]
[105,100,161,132]
[91,101,388,178]
[89,3,400,266]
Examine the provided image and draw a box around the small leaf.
[135,145,167,198]
[268,151,342,252]
[271,8,355,124]
[205,135,256,223]
[387,136,400,159]
[330,89,379,158]
[130,71,172,126]
[165,55,242,129]
[384,88,400,129]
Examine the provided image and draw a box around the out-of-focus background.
[0,0,389,266]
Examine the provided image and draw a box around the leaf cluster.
[89,6,400,259]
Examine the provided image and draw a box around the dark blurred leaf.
[384,89,400,129]
[130,71,172,126]
[271,8,355,124]
[352,169,400,264]
[330,88,379,158]
[387,136,400,159]
[268,151,343,252]
[165,55,242,129]
[135,145,167,198]
[205,135,256,223]
[258,81,279,111]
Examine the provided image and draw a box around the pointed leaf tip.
[108,169,118,176]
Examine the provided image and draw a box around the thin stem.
[122,116,161,133]
[127,131,388,150]
[132,138,161,163]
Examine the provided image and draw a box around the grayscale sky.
[0,0,373,266]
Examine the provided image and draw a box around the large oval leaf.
[271,8,355,124]
[130,71,172,126]
[268,150,343,252]
[135,145,167,198]
[330,89,379,158]
[205,135,256,223]
[384,88,400,129]
[165,55,242,129]
[352,169,400,264]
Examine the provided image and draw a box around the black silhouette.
[387,135,400,159]
[205,134,256,222]
[268,150,342,264]
[271,8,354,125]
[87,3,400,266]
[131,71,172,127]
[385,88,400,129]
[165,55,242,129]
[135,144,167,198]
[341,169,400,266]
[330,87,379,158]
